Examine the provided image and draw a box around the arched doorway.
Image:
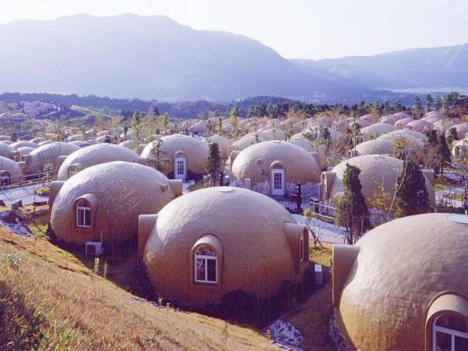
[271,162,285,196]
[174,152,187,180]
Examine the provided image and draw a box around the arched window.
[76,199,91,228]
[433,314,468,351]
[194,245,217,284]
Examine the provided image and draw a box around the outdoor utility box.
[85,241,103,256]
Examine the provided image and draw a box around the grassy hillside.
[0,227,278,350]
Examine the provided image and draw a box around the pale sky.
[1,0,467,60]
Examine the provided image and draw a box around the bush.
[35,186,50,196]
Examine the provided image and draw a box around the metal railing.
[0,170,58,190]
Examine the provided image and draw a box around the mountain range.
[0,14,466,102]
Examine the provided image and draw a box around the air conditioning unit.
[85,241,103,256]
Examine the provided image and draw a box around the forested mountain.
[0,14,386,103]
[291,43,468,93]
[0,14,465,102]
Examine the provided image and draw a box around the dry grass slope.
[0,228,279,350]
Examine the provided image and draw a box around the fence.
[0,170,58,190]
[309,200,394,226]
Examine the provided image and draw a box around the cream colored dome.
[51,161,177,245]
[354,138,394,156]
[394,117,415,129]
[333,213,468,351]
[231,132,264,151]
[0,142,17,159]
[325,155,435,207]
[406,119,433,133]
[143,186,307,307]
[232,140,321,184]
[204,135,233,159]
[449,123,468,140]
[26,142,80,174]
[57,143,140,180]
[0,156,24,185]
[361,122,395,140]
[10,141,37,149]
[140,134,209,178]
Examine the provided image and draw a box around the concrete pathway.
[0,184,49,206]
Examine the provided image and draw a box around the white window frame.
[76,200,91,228]
[194,246,217,284]
[433,316,468,351]
[174,154,187,180]
[271,168,285,196]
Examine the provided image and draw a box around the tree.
[394,160,429,218]
[160,113,170,135]
[229,108,240,140]
[217,117,225,136]
[205,142,223,186]
[131,110,142,146]
[393,99,403,112]
[434,95,442,111]
[446,127,458,146]
[335,164,369,245]
[437,133,451,174]
[425,94,434,112]
[147,138,169,173]
[383,100,392,115]
[412,96,423,118]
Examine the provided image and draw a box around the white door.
[271,169,285,196]
[175,156,187,180]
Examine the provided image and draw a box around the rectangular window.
[77,207,91,227]
[274,173,282,189]
[176,160,184,175]
[207,259,216,282]
[195,256,217,284]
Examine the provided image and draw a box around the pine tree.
[425,94,434,112]
[413,96,423,118]
[434,95,443,111]
[394,160,429,217]
[335,164,369,244]
[437,133,451,174]
[205,143,222,186]
[217,116,225,136]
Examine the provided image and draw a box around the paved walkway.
[0,184,49,206]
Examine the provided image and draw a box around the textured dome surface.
[51,161,175,244]
[141,134,208,176]
[0,156,23,184]
[328,155,436,207]
[57,143,140,180]
[232,140,321,184]
[27,142,80,174]
[144,187,302,306]
[336,213,468,351]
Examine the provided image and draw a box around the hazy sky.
[1,0,467,60]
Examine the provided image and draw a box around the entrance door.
[175,155,187,180]
[271,169,285,196]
